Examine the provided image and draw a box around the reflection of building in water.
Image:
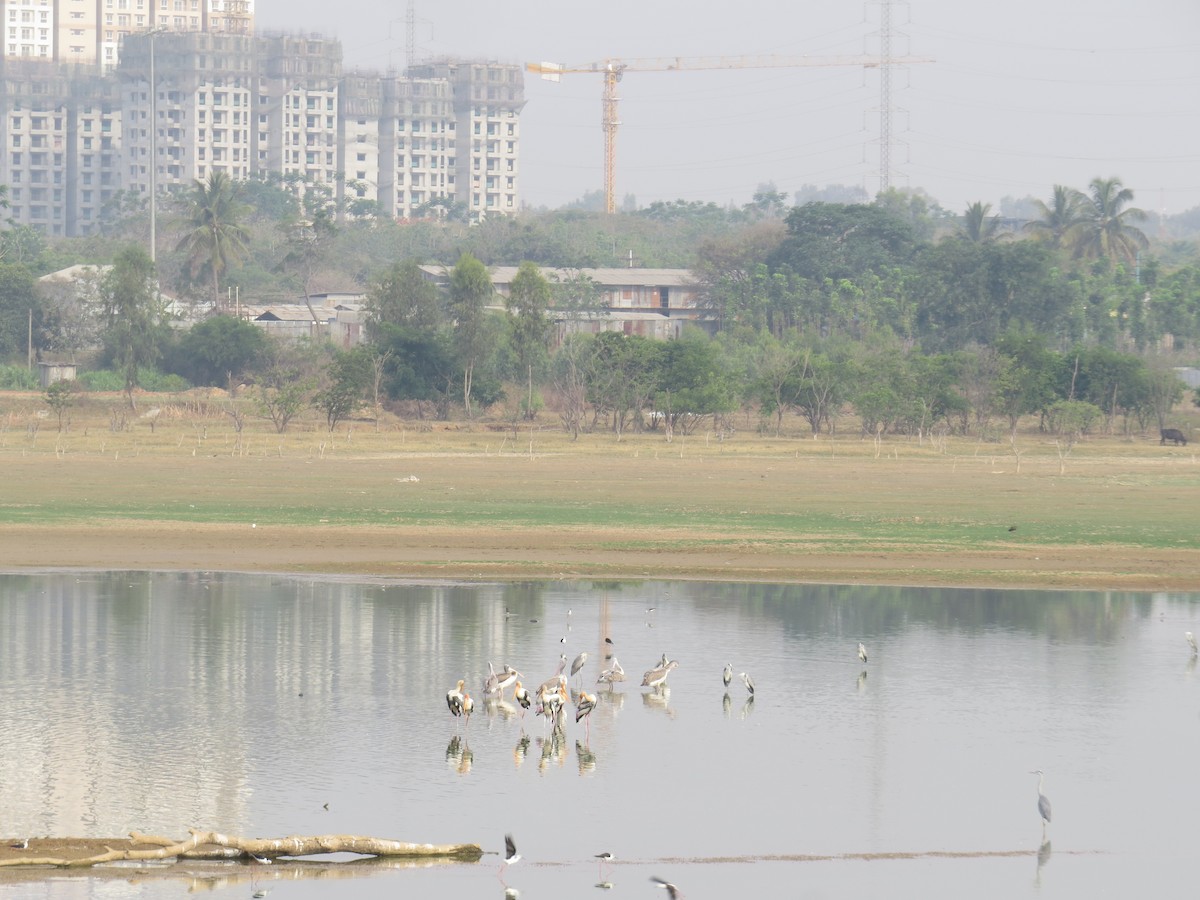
[0,571,523,835]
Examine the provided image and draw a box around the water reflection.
[445,735,473,776]
[740,694,755,720]
[537,731,568,774]
[486,698,519,723]
[641,685,674,717]
[513,734,531,769]
[2,572,1198,900]
[575,740,597,775]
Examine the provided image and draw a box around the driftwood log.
[0,830,483,869]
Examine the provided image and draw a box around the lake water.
[1,572,1198,900]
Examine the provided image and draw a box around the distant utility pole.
[869,0,924,195]
[406,0,415,70]
[878,0,894,193]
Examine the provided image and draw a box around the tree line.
[1,173,1198,438]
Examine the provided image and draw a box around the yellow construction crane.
[527,54,931,214]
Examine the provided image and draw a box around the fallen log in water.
[0,830,483,869]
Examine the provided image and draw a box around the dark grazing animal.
[1160,428,1188,446]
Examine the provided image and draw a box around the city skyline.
[261,0,1200,216]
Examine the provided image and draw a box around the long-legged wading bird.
[570,651,589,684]
[447,679,466,720]
[642,659,679,688]
[858,642,868,664]
[595,851,614,876]
[651,875,684,898]
[723,662,732,687]
[1031,770,1052,833]
[499,833,521,882]
[538,655,568,696]
[597,658,626,686]
[576,689,597,739]
[740,671,755,696]
[497,664,522,693]
[513,680,531,718]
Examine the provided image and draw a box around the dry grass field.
[2,389,1198,590]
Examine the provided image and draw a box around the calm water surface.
[1,573,1198,899]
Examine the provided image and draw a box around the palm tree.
[1065,176,1148,265]
[1023,185,1084,250]
[961,201,1003,243]
[175,171,250,309]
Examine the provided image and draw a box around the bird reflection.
[741,695,755,719]
[641,686,675,717]
[487,698,518,722]
[722,692,732,717]
[576,739,597,775]
[537,730,568,773]
[597,689,625,714]
[1034,839,1051,888]
[1188,655,1198,676]
[446,734,473,775]
[513,734,531,768]
[857,670,868,692]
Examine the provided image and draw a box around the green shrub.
[0,365,38,390]
[77,368,191,393]
[138,368,191,392]
[77,369,124,391]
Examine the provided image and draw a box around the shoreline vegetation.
[2,392,1197,591]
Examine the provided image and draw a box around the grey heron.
[1031,770,1052,832]
[858,642,868,664]
[740,671,755,696]
[570,651,589,684]
[723,663,733,687]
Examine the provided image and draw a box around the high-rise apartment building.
[3,0,55,61]
[254,33,341,188]
[0,1,255,69]
[409,60,523,219]
[0,25,523,235]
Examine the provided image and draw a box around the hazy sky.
[260,0,1200,216]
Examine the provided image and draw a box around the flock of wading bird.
[443,613,1192,894]
[440,607,880,896]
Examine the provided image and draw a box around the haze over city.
[258,0,1200,216]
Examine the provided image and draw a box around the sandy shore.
[4,521,1198,590]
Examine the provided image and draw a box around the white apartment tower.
[0,1,256,69]
[118,29,254,197]
[0,31,524,235]
[3,0,55,61]
[56,0,98,66]
[0,60,120,235]
[408,59,524,222]
[253,33,340,190]
[338,71,380,214]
